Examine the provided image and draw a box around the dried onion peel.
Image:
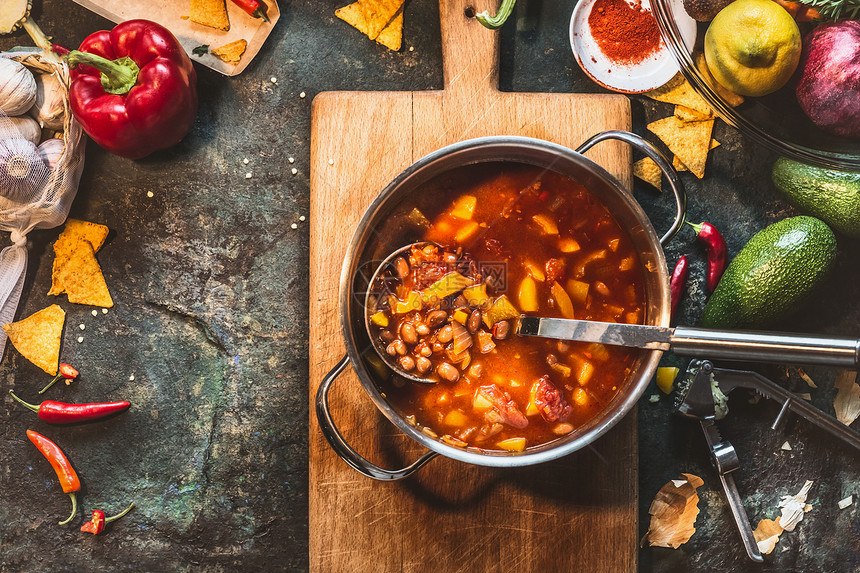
[642,473,704,548]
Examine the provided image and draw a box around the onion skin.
[795,20,860,139]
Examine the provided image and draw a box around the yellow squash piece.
[551,281,574,319]
[450,195,477,220]
[518,276,539,313]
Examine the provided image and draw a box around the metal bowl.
[651,0,860,170]
[316,132,685,479]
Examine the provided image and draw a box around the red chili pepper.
[39,363,79,395]
[670,255,689,321]
[51,43,71,56]
[81,502,134,535]
[66,20,198,159]
[26,430,80,525]
[230,0,270,22]
[10,391,130,424]
[688,221,728,293]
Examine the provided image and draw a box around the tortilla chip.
[695,52,745,108]
[675,105,711,122]
[672,139,720,172]
[336,0,404,41]
[648,116,715,179]
[3,304,65,375]
[190,0,230,31]
[52,242,113,308]
[375,11,402,51]
[634,157,662,189]
[645,74,714,117]
[59,219,109,252]
[212,39,248,64]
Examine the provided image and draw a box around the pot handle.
[576,130,686,245]
[315,355,439,480]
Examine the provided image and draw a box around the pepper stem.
[475,0,517,29]
[686,221,704,235]
[59,492,77,525]
[8,391,39,413]
[39,374,63,395]
[66,51,140,95]
[105,502,135,524]
[252,7,270,22]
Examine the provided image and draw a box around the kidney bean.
[437,324,454,343]
[400,323,418,345]
[393,257,410,279]
[426,310,448,328]
[415,322,430,336]
[492,320,510,340]
[416,357,432,374]
[436,362,460,382]
[398,355,416,372]
[467,310,482,333]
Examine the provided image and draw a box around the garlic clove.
[37,137,65,170]
[0,137,48,202]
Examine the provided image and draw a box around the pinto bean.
[437,324,454,343]
[386,340,407,356]
[393,257,410,279]
[415,322,430,336]
[426,310,448,328]
[467,310,482,333]
[492,320,510,340]
[436,362,460,382]
[400,322,418,345]
[398,355,416,371]
[416,357,432,374]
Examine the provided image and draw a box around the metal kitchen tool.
[674,360,860,562]
[517,318,860,368]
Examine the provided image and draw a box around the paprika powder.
[588,0,663,65]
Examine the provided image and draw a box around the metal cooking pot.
[316,131,686,480]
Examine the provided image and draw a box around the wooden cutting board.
[309,2,636,571]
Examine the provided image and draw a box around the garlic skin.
[38,137,65,170]
[0,57,37,116]
[0,137,48,202]
[29,72,65,130]
[8,115,41,145]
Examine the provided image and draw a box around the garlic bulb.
[38,138,65,170]
[8,115,40,145]
[0,57,37,116]
[0,137,47,202]
[29,72,65,130]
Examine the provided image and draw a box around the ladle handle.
[576,130,686,245]
[672,327,860,367]
[315,355,439,481]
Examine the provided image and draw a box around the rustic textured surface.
[1,0,858,571]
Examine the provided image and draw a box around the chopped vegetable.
[524,261,546,281]
[483,295,520,328]
[518,276,539,312]
[450,195,477,220]
[370,312,389,327]
[454,221,480,242]
[551,281,575,319]
[656,366,680,394]
[550,361,572,378]
[396,291,422,314]
[496,437,526,451]
[834,369,860,426]
[566,279,590,304]
[642,473,704,549]
[558,238,581,253]
[420,272,473,305]
[532,214,559,234]
[462,284,490,307]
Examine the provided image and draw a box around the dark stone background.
[1,1,858,571]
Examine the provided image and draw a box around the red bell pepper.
[66,20,198,159]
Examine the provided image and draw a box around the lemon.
[704,0,801,97]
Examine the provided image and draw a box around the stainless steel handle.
[672,326,860,367]
[576,130,687,245]
[315,355,438,481]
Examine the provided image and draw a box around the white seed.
[328,159,334,165]
[288,157,295,163]
[299,91,306,98]
[299,216,306,222]
[77,336,84,343]
[91,310,98,317]
[102,308,108,314]
[270,77,277,83]
[79,324,85,330]
[147,191,154,198]
[129,374,135,381]
[245,172,252,179]
[291,168,298,175]
[409,46,414,51]
[243,158,249,164]
[291,223,298,229]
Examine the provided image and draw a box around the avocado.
[700,216,837,329]
[772,157,860,239]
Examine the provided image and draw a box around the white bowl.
[570,0,697,93]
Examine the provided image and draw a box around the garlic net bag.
[0,51,85,353]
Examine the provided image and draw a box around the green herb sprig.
[804,0,860,20]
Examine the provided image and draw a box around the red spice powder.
[588,0,663,65]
